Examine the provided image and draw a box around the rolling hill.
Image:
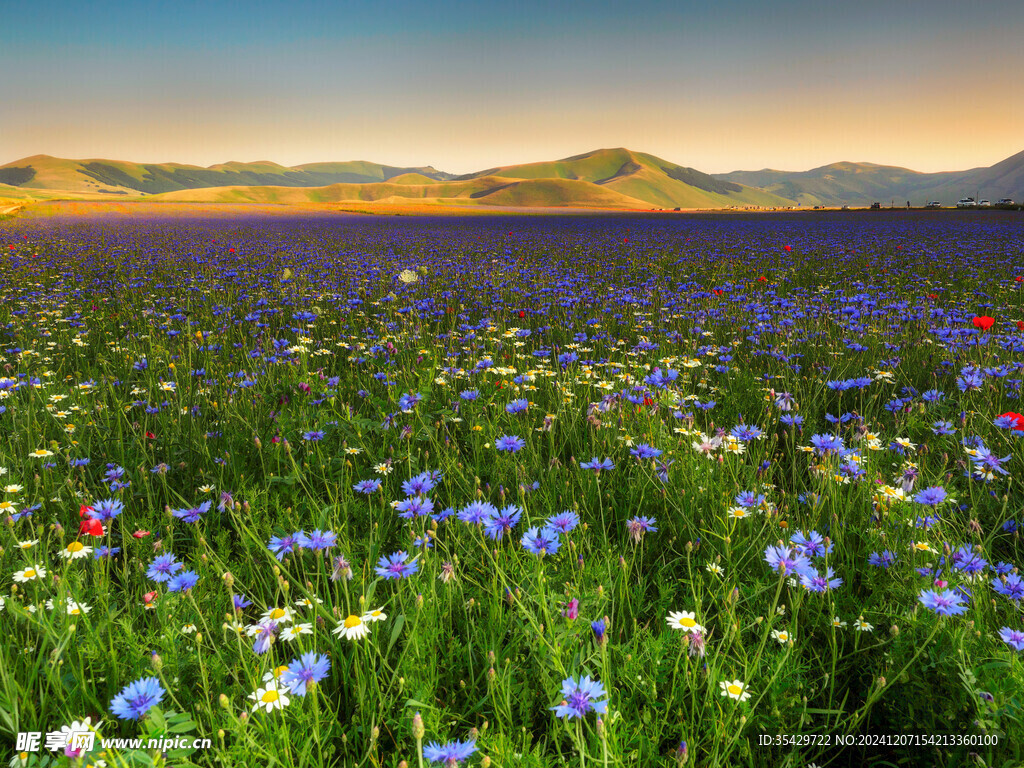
[0,155,454,196]
[715,150,1024,206]
[143,149,790,209]
[4,147,1021,209]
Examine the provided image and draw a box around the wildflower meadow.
[1,211,1023,767]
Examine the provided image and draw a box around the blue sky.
[3,0,1023,172]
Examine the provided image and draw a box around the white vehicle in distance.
[925,201,941,209]
[956,197,977,208]
[997,198,1015,205]
[980,199,991,207]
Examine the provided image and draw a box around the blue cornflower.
[458,500,497,525]
[94,545,121,559]
[459,389,479,401]
[302,430,325,441]
[626,516,657,542]
[591,619,607,644]
[999,627,1024,652]
[580,457,615,474]
[495,435,526,453]
[91,498,124,522]
[268,533,300,561]
[919,589,968,616]
[932,420,955,436]
[233,594,253,611]
[735,491,766,509]
[779,414,804,427]
[297,529,337,551]
[110,677,165,720]
[547,511,580,534]
[764,545,814,578]
[629,443,662,459]
[251,620,278,655]
[354,479,382,494]
[505,398,529,414]
[522,526,562,556]
[729,424,763,442]
[951,545,987,574]
[790,530,831,558]
[799,567,843,593]
[282,652,331,696]
[868,550,897,569]
[402,472,437,496]
[992,574,1024,600]
[146,553,183,583]
[914,486,948,506]
[423,739,477,765]
[396,496,434,520]
[172,500,212,524]
[810,433,844,454]
[551,676,609,719]
[168,570,199,593]
[375,551,419,579]
[482,505,522,540]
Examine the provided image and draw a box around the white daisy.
[249,681,290,712]
[60,541,93,560]
[332,614,370,641]
[362,607,387,623]
[719,679,751,702]
[262,664,290,683]
[261,606,296,624]
[280,623,313,642]
[666,611,704,633]
[13,565,46,582]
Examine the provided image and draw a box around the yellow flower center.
[274,665,289,678]
[23,569,36,578]
[727,684,743,697]
[681,617,696,628]
[67,542,84,552]
[269,608,285,619]
[261,690,279,703]
[344,615,362,628]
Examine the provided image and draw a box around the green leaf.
[387,613,406,655]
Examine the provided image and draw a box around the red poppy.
[145,431,156,440]
[757,276,767,283]
[623,238,629,244]
[518,310,525,318]
[79,518,104,537]
[713,289,723,296]
[79,504,95,519]
[132,529,152,539]
[229,247,235,253]
[643,397,655,407]
[972,316,995,331]
[1016,276,1023,282]
[927,293,938,300]
[1017,320,1024,331]
[143,591,157,605]
[783,245,792,252]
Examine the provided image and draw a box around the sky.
[3,0,1023,174]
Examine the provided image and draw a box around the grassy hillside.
[0,155,454,196]
[716,154,1024,206]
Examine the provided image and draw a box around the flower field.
[1,211,1023,767]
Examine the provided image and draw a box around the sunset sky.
[4,0,1023,174]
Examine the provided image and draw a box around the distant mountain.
[3,148,1021,209]
[0,155,455,196]
[715,150,1024,206]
